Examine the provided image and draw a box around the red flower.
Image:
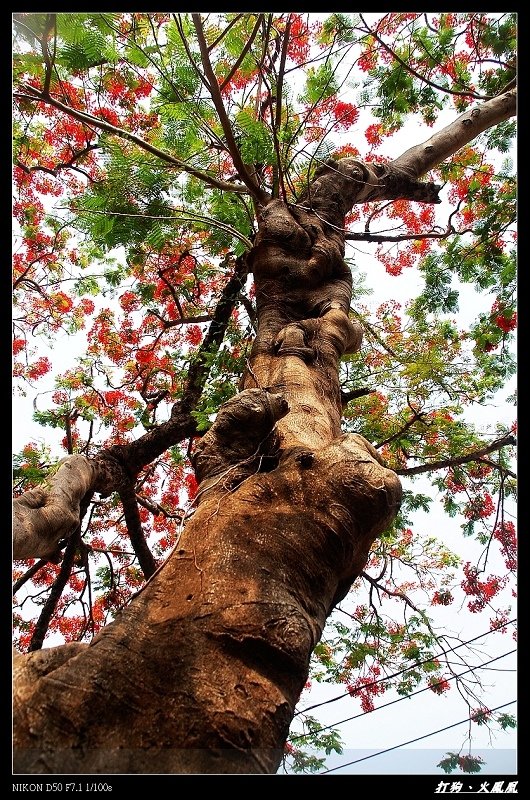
[358,49,376,72]
[495,312,517,333]
[51,292,74,313]
[493,521,517,570]
[432,590,454,606]
[185,325,203,346]
[333,101,359,129]
[184,472,198,500]
[365,123,383,147]
[27,357,52,380]
[471,707,491,725]
[80,298,95,314]
[93,107,121,127]
[136,349,154,365]
[428,676,450,694]
[13,338,25,355]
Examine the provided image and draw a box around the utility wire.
[318,700,517,774]
[291,648,516,741]
[297,618,516,715]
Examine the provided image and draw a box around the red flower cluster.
[346,667,385,713]
[184,472,198,500]
[446,473,466,493]
[471,707,491,725]
[51,291,74,313]
[185,325,203,346]
[461,562,507,612]
[136,348,154,365]
[119,291,140,312]
[27,356,52,381]
[92,107,121,127]
[495,312,517,333]
[493,521,517,571]
[12,338,25,356]
[463,492,495,520]
[428,676,451,694]
[285,14,311,64]
[358,48,376,72]
[333,101,359,130]
[365,123,383,147]
[490,300,517,333]
[432,590,454,606]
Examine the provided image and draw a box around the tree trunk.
[13,159,404,774]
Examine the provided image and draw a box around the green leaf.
[235,109,275,165]
[301,62,338,104]
[497,713,516,730]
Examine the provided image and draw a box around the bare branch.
[340,387,374,405]
[396,434,516,477]
[207,14,244,51]
[361,570,422,612]
[392,89,516,181]
[13,560,48,595]
[376,407,429,449]
[191,13,270,207]
[345,227,457,243]
[118,483,157,579]
[16,143,100,178]
[219,15,263,92]
[29,530,78,651]
[40,14,55,95]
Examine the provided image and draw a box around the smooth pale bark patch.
[13,456,97,561]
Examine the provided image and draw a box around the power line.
[297,618,516,716]
[318,700,517,774]
[291,648,516,741]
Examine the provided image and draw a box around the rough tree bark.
[12,89,516,774]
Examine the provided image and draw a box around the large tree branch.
[40,13,55,95]
[345,227,458,243]
[376,405,429,449]
[300,89,516,209]
[28,532,78,651]
[270,14,291,201]
[13,559,48,595]
[395,434,516,477]
[16,142,100,179]
[297,157,443,208]
[13,258,249,561]
[118,484,157,579]
[206,14,244,51]
[360,569,422,612]
[13,456,97,561]
[303,83,515,208]
[98,255,249,476]
[392,89,517,181]
[218,14,264,92]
